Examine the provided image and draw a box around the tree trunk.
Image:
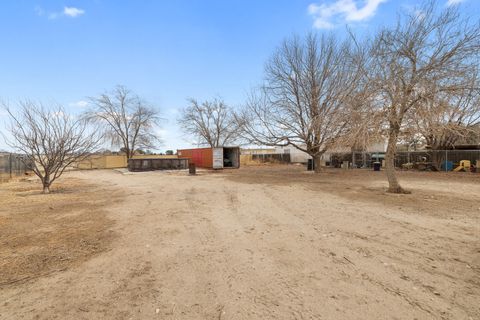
[42,176,51,194]
[385,127,409,194]
[430,149,444,171]
[314,154,323,173]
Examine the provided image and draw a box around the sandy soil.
[0,178,123,287]
[0,166,479,319]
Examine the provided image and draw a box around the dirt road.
[1,167,479,319]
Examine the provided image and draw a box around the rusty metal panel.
[177,147,241,169]
[177,148,213,169]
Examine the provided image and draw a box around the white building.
[274,146,311,163]
[274,139,387,164]
[242,139,387,165]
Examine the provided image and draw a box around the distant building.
[273,146,311,163]
[240,147,276,155]
[240,139,388,165]
[274,139,388,164]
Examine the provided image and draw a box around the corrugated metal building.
[177,147,240,169]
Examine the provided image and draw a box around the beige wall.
[76,155,107,169]
[105,155,127,168]
[76,154,178,169]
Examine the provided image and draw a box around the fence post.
[9,153,12,179]
[445,150,448,173]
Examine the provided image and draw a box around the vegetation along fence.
[330,150,480,171]
[0,153,32,182]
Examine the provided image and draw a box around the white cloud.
[69,100,89,108]
[446,0,466,6]
[308,0,387,29]
[35,6,85,19]
[63,7,85,17]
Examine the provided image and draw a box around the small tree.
[3,102,101,193]
[238,33,366,172]
[87,85,162,159]
[370,1,480,192]
[178,98,241,147]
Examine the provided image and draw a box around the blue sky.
[0,0,478,152]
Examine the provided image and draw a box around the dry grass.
[0,171,34,183]
[0,173,12,183]
[0,177,123,287]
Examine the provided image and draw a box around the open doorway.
[223,147,240,168]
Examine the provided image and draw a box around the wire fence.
[0,153,32,183]
[329,150,480,171]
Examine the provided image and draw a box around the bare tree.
[3,102,101,193]
[410,73,480,168]
[417,75,480,147]
[87,85,162,158]
[178,98,241,147]
[238,33,366,172]
[369,1,480,193]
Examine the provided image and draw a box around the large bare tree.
[369,2,480,193]
[87,85,162,158]
[3,102,101,193]
[238,33,366,172]
[418,75,480,149]
[412,74,480,168]
[178,98,241,147]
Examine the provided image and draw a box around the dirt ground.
[0,166,479,320]
[0,178,123,287]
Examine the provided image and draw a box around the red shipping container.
[177,148,213,168]
[177,147,240,169]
